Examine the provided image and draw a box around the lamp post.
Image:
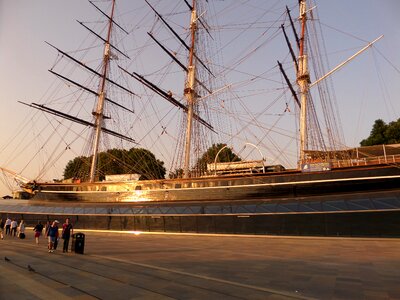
[213,145,230,176]
[244,142,266,173]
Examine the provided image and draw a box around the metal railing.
[331,154,400,168]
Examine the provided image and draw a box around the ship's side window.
[135,185,142,190]
[175,183,181,189]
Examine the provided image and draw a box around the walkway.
[0,230,399,299]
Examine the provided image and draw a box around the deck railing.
[331,153,400,168]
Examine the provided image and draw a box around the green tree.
[196,143,241,173]
[168,168,183,179]
[63,156,91,180]
[127,148,166,180]
[63,147,166,181]
[360,118,400,146]
[385,119,400,144]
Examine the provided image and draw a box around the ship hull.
[4,164,400,237]
[2,188,400,237]
[30,164,400,203]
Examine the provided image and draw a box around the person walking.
[10,219,18,237]
[61,218,74,253]
[18,220,25,238]
[5,217,11,236]
[47,220,59,253]
[33,221,44,245]
[0,218,4,239]
[44,221,51,236]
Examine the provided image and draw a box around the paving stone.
[0,232,399,299]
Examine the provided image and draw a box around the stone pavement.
[0,230,399,299]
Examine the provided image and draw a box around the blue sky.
[0,0,399,196]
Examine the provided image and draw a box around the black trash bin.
[71,233,85,254]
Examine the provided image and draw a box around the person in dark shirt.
[62,218,74,253]
[47,220,59,253]
[33,221,44,245]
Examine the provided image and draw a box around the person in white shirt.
[5,218,11,236]
[10,219,18,237]
[18,220,25,237]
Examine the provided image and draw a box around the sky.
[0,0,399,196]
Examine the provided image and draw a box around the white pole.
[310,35,383,88]
[383,144,387,163]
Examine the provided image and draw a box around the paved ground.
[0,230,399,299]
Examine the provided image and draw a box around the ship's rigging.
[0,0,394,189]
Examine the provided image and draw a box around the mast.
[297,0,310,165]
[89,0,116,182]
[183,0,198,178]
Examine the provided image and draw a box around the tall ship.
[1,0,399,235]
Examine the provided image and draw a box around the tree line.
[360,118,400,146]
[64,118,398,180]
[63,143,240,180]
